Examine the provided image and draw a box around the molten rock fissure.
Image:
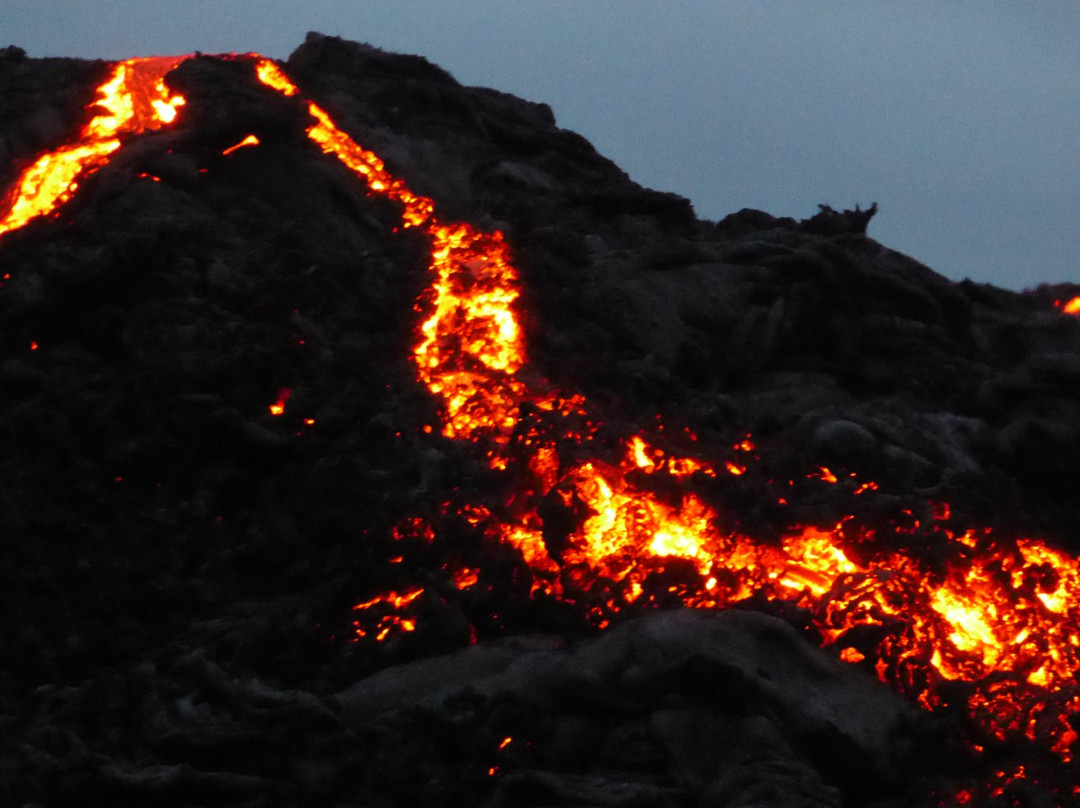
[1,33,1080,807]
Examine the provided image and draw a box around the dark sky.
[3,1,1078,290]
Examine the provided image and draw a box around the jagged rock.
[798,202,878,236]
[329,610,928,806]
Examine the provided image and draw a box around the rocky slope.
[1,33,1079,807]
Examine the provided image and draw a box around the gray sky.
[2,1,1078,290]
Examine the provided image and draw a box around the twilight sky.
[2,1,1078,290]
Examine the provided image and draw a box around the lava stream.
[251,55,1080,770]
[256,58,1080,770]
[0,56,187,238]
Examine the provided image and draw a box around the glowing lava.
[222,134,260,156]
[269,387,292,416]
[0,56,187,239]
[1057,295,1080,315]
[251,52,1080,772]
[253,59,528,452]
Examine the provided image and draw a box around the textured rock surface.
[333,610,926,805]
[1,32,1079,807]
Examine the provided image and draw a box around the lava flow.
[3,52,1080,800]
[256,59,528,450]
[1057,296,1080,316]
[0,56,187,238]
[251,57,1080,785]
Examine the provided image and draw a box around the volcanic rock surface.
[1,33,1079,808]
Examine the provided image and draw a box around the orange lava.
[0,56,187,239]
[1057,296,1080,315]
[351,586,423,641]
[222,134,260,155]
[269,387,292,416]
[253,59,529,456]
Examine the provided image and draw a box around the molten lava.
[0,56,187,239]
[3,51,1080,798]
[253,59,523,448]
[1057,295,1080,316]
[269,387,292,416]
[222,134,260,156]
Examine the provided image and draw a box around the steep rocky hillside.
[1,33,1079,808]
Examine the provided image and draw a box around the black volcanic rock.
[1,32,1079,808]
[329,610,930,807]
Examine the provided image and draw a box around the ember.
[269,387,292,416]
[221,134,260,156]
